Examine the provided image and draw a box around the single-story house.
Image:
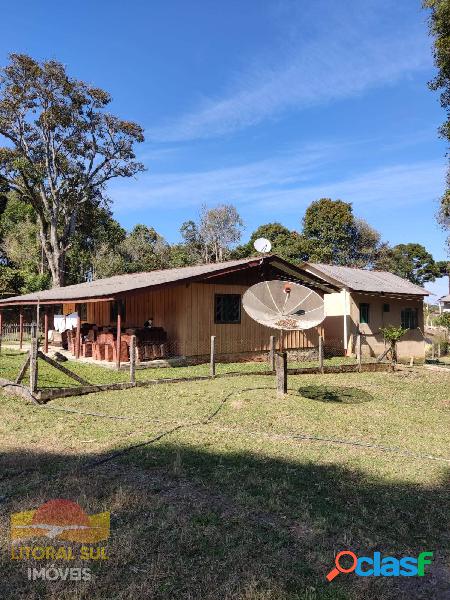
[0,255,428,364]
[303,263,429,359]
[438,293,450,313]
[0,256,339,365]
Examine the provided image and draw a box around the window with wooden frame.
[383,303,390,313]
[401,307,418,329]
[110,300,126,323]
[214,294,241,324]
[359,302,370,324]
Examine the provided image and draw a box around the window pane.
[214,294,241,324]
[401,307,417,329]
[359,303,369,324]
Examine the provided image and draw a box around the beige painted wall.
[323,291,425,359]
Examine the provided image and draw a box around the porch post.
[44,311,49,354]
[30,323,38,393]
[0,310,3,355]
[75,313,81,359]
[116,311,122,370]
[19,310,24,350]
[342,288,348,355]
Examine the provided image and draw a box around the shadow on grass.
[0,444,448,600]
[298,385,374,404]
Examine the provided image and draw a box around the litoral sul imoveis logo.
[326,550,433,581]
[10,499,110,581]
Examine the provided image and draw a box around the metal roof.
[439,294,450,302]
[0,255,337,306]
[304,263,429,296]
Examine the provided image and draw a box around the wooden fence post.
[210,335,216,377]
[19,310,24,350]
[318,335,324,373]
[275,352,287,395]
[116,312,122,370]
[29,324,38,393]
[130,335,136,384]
[0,311,2,356]
[269,335,275,371]
[357,333,362,372]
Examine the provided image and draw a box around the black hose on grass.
[19,386,450,465]
[0,385,448,503]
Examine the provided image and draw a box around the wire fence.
[0,327,395,395]
[426,336,450,362]
[0,323,34,343]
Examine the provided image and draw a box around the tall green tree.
[66,204,127,284]
[351,218,385,268]
[0,54,144,287]
[302,198,355,264]
[374,243,441,286]
[302,198,382,266]
[424,0,450,248]
[92,224,171,278]
[0,194,50,294]
[172,220,203,266]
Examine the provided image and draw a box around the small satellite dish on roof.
[243,280,325,331]
[253,237,272,253]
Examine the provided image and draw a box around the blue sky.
[1,0,448,300]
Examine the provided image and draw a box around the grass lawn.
[0,349,362,389]
[0,364,448,599]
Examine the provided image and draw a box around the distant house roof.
[0,255,338,306]
[304,263,429,296]
[439,294,450,302]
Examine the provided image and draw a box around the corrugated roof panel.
[0,257,264,304]
[306,263,429,296]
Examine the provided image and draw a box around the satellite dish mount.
[242,280,325,395]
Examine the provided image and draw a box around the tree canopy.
[424,0,450,249]
[374,243,442,286]
[301,199,383,266]
[93,225,172,279]
[0,54,144,287]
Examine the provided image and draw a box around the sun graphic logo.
[11,499,110,543]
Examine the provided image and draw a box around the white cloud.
[148,6,430,142]
[112,148,446,219]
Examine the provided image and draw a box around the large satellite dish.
[253,237,272,253]
[243,280,325,330]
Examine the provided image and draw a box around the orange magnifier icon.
[326,551,358,581]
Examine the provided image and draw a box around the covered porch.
[0,298,175,370]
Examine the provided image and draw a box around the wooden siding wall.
[62,303,76,315]
[180,283,320,356]
[64,282,322,357]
